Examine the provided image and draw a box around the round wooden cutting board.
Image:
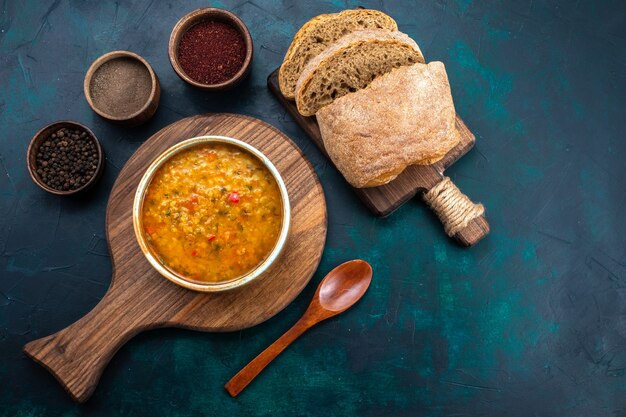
[23,113,327,402]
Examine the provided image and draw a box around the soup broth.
[141,143,283,282]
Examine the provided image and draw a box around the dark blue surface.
[1,1,626,416]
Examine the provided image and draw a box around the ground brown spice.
[177,20,246,85]
[89,57,152,117]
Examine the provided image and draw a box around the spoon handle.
[225,315,312,397]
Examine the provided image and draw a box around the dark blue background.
[1,1,625,416]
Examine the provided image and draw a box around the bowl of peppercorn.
[168,8,253,91]
[27,121,104,196]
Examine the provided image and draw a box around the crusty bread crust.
[316,62,460,188]
[278,9,397,99]
[295,29,424,116]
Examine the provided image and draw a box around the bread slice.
[279,9,397,100]
[316,62,460,188]
[295,29,424,116]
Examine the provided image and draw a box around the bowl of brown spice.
[27,121,104,196]
[168,8,253,91]
[84,50,160,127]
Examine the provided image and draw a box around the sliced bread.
[316,62,460,188]
[295,29,425,116]
[279,9,397,100]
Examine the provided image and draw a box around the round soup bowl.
[132,136,291,292]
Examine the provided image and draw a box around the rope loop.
[423,177,484,236]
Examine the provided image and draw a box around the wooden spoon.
[225,259,373,397]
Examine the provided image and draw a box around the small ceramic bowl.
[27,121,104,196]
[168,8,253,91]
[84,50,160,127]
[132,136,290,292]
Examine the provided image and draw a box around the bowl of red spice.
[168,8,253,90]
[27,121,104,196]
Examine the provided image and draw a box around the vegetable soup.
[141,143,283,282]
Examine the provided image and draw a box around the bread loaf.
[278,9,397,100]
[316,62,460,188]
[295,30,424,116]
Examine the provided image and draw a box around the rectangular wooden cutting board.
[267,68,477,217]
[268,68,489,247]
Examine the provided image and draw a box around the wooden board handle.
[23,283,155,402]
[422,176,489,246]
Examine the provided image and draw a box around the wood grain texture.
[268,68,488,246]
[23,113,327,403]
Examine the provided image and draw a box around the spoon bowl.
[225,259,373,397]
[317,260,372,313]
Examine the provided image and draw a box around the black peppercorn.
[34,127,99,191]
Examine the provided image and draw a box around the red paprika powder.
[177,21,246,85]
